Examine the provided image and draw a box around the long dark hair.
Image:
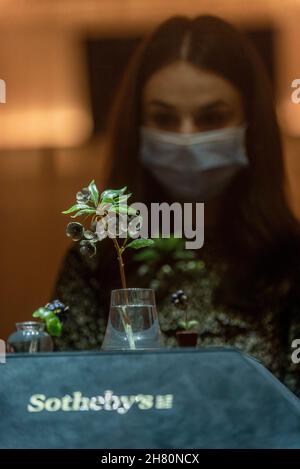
[104,15,300,310]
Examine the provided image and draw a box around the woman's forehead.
[143,61,242,111]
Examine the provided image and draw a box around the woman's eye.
[149,113,179,129]
[195,111,231,130]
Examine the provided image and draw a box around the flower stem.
[112,237,135,349]
[113,238,126,289]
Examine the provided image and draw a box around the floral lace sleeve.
[50,244,107,351]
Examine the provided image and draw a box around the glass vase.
[101,288,164,351]
[7,321,53,353]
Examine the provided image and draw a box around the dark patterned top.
[51,235,300,398]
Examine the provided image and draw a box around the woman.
[52,15,300,396]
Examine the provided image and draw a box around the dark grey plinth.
[0,347,300,448]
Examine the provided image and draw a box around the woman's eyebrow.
[148,99,177,110]
[197,100,230,112]
[147,99,230,111]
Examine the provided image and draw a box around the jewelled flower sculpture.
[171,290,199,331]
[62,180,154,349]
[32,299,68,336]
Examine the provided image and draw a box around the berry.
[76,188,91,204]
[45,299,67,313]
[171,293,177,300]
[80,240,96,257]
[171,290,188,308]
[66,222,84,241]
[52,299,65,311]
[84,230,98,241]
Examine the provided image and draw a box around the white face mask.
[139,125,248,201]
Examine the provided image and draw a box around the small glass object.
[7,321,53,353]
[101,288,164,351]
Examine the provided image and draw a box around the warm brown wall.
[0,136,107,340]
[2,0,300,341]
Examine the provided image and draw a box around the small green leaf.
[178,320,188,330]
[110,204,137,215]
[46,316,62,337]
[41,310,55,320]
[125,206,137,216]
[70,208,96,218]
[32,307,47,318]
[62,204,91,215]
[187,320,199,330]
[33,308,54,320]
[127,238,154,249]
[100,187,127,203]
[88,180,99,207]
[115,193,132,204]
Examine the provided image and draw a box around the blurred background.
[1,0,300,340]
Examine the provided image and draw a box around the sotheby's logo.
[27,390,174,414]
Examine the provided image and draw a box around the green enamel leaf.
[46,316,62,337]
[88,180,99,207]
[100,187,127,202]
[127,238,154,250]
[186,320,199,330]
[115,193,132,204]
[62,204,91,215]
[110,204,137,215]
[178,320,188,330]
[32,307,48,319]
[70,208,96,218]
